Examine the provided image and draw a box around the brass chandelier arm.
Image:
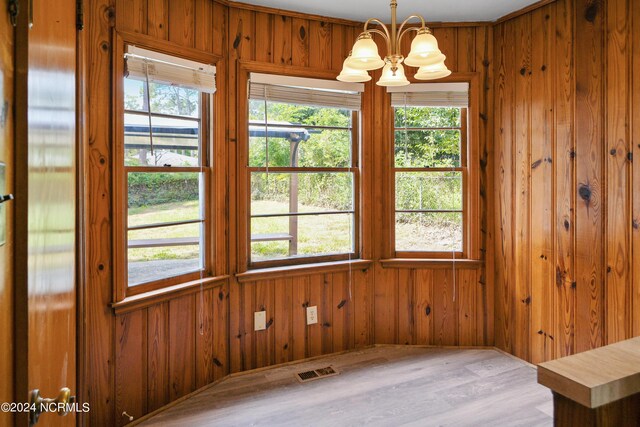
[397,26,422,48]
[366,29,392,53]
[364,17,392,44]
[397,14,427,38]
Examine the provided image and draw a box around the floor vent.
[296,366,338,383]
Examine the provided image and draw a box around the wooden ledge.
[538,337,640,408]
[380,258,484,269]
[236,259,373,283]
[111,275,229,315]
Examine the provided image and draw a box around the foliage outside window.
[248,86,359,267]
[394,105,466,254]
[123,70,210,289]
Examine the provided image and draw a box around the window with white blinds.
[392,83,469,255]
[249,73,364,110]
[125,45,217,94]
[246,73,362,267]
[389,82,469,108]
[120,46,214,293]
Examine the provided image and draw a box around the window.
[117,44,216,294]
[391,83,471,257]
[245,73,363,267]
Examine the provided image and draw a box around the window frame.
[238,65,362,270]
[389,75,481,260]
[112,33,220,300]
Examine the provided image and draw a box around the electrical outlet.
[254,311,266,331]
[306,306,318,325]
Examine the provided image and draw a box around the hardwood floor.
[138,346,553,426]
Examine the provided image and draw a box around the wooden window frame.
[390,73,481,260]
[237,62,362,271]
[112,32,221,301]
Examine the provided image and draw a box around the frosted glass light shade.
[404,32,445,67]
[414,59,452,80]
[337,57,372,82]
[377,62,410,87]
[349,34,385,71]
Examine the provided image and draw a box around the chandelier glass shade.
[336,53,373,82]
[338,0,451,86]
[414,59,452,80]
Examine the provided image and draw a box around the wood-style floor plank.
[139,347,552,426]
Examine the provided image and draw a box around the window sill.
[379,258,483,269]
[236,259,373,283]
[111,275,229,315]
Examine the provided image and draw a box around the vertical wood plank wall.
[493,0,640,365]
[0,3,14,426]
[83,0,491,424]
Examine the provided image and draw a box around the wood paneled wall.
[83,0,492,424]
[0,3,14,426]
[493,0,640,365]
[374,265,486,346]
[231,269,372,373]
[114,285,229,421]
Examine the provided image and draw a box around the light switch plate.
[306,306,318,325]
[254,311,266,331]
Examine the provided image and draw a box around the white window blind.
[125,45,216,94]
[249,73,363,110]
[389,83,469,107]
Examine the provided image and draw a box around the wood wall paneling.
[493,18,516,354]
[573,0,605,354]
[529,5,555,364]
[0,2,13,424]
[605,0,631,345]
[632,0,640,339]
[513,12,532,362]
[85,0,116,425]
[147,303,169,412]
[493,0,640,363]
[553,0,576,359]
[169,295,196,399]
[115,311,147,425]
[415,269,434,345]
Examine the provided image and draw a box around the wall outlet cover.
[254,311,266,331]
[306,306,318,325]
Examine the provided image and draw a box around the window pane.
[394,106,461,128]
[249,128,351,168]
[251,172,353,215]
[249,100,352,168]
[124,79,145,111]
[396,212,462,252]
[124,113,200,166]
[394,130,461,168]
[251,213,353,262]
[250,216,290,261]
[125,79,200,118]
[128,223,202,286]
[395,172,462,211]
[128,172,203,221]
[265,101,352,128]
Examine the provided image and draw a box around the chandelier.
[337,0,451,86]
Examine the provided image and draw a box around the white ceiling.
[231,0,540,23]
